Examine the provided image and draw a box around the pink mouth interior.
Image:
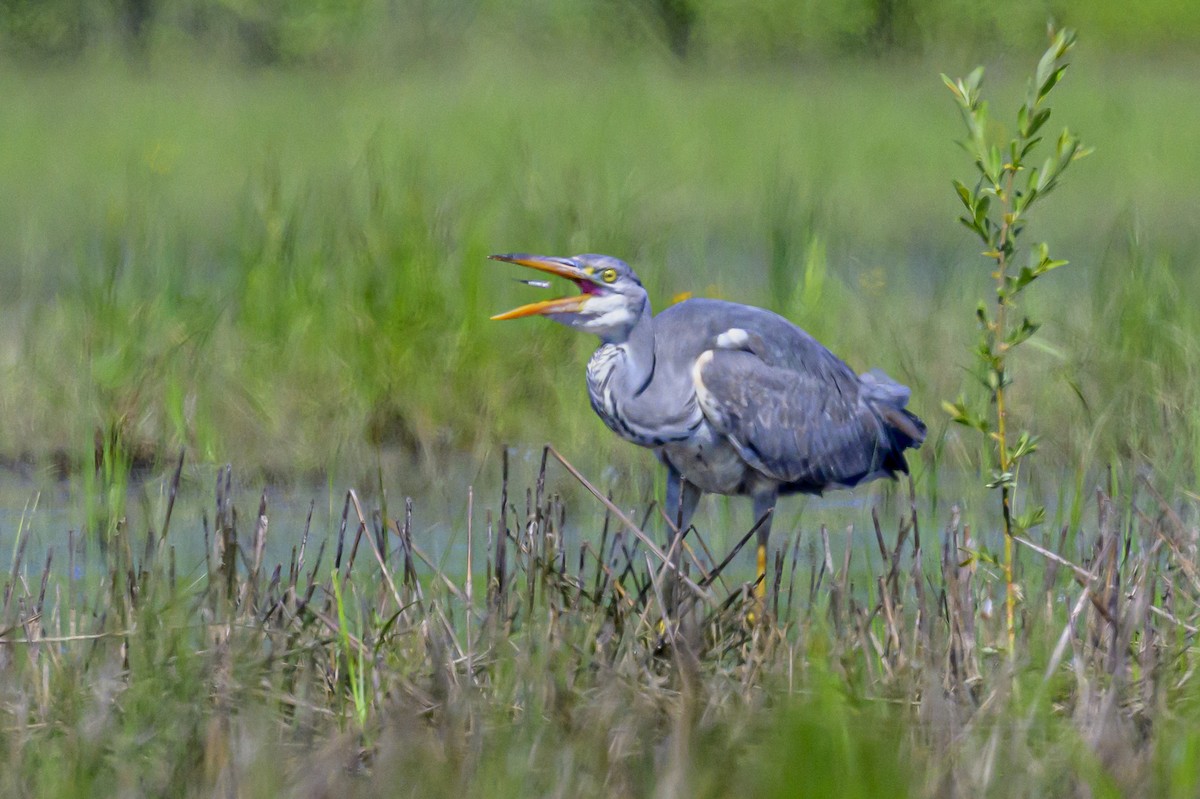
[578,281,602,296]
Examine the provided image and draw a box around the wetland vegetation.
[1,3,1199,796]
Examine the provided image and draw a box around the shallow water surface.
[0,450,1076,595]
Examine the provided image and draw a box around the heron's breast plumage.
[586,343,704,450]
[586,345,627,438]
[586,342,750,493]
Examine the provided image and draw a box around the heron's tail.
[860,369,927,457]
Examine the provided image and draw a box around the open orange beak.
[488,253,599,320]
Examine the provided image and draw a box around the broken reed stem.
[159,448,185,545]
[348,490,403,609]
[545,446,714,605]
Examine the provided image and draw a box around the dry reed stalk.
[349,490,403,609]
[546,446,713,605]
[158,448,185,545]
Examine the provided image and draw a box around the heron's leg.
[664,467,701,555]
[663,468,701,617]
[677,480,702,538]
[665,466,682,542]
[751,490,778,611]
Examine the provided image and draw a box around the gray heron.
[490,252,925,611]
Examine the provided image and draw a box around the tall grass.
[1,52,1198,489]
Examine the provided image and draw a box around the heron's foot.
[744,600,770,627]
[745,544,768,625]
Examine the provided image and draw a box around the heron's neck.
[609,303,656,391]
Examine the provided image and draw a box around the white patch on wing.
[691,350,716,415]
[715,328,750,349]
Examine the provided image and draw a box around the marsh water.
[0,447,1089,596]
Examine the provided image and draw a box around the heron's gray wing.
[655,299,859,375]
[693,348,893,490]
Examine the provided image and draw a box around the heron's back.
[654,299,856,379]
[654,298,924,494]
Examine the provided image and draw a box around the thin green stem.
[993,168,1017,660]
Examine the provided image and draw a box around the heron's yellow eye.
[601,268,618,283]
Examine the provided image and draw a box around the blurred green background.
[1,0,1197,488]
[2,10,1198,796]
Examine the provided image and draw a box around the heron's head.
[489,253,648,342]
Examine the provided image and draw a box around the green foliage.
[942,29,1089,654]
[0,0,94,58]
[331,570,370,733]
[943,29,1088,507]
[744,669,914,799]
[4,0,1200,64]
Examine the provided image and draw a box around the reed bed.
[1,448,1198,797]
